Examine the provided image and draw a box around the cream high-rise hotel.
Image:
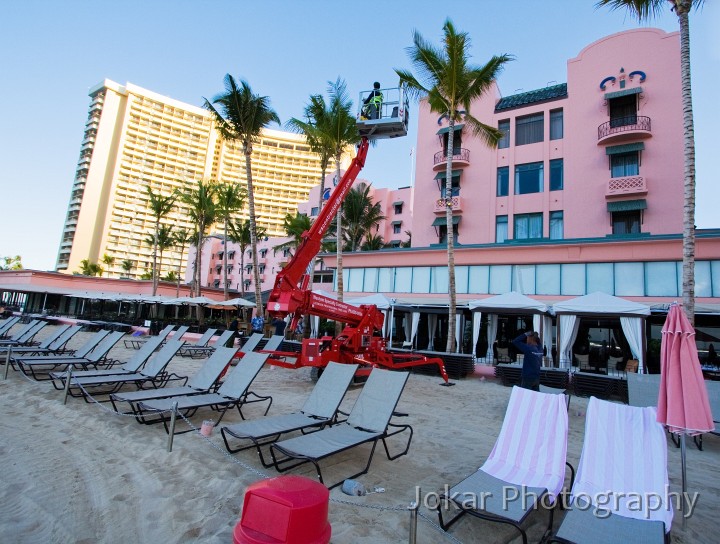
[56,79,328,278]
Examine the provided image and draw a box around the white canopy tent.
[468,292,550,363]
[552,291,650,373]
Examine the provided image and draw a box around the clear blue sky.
[1,1,717,271]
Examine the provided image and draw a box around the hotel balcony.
[606,175,648,198]
[433,148,470,171]
[597,116,651,145]
[433,196,464,214]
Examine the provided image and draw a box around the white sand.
[0,327,717,543]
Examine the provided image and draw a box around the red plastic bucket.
[233,475,331,544]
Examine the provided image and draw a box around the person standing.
[271,316,287,337]
[362,82,383,119]
[250,311,265,334]
[512,331,543,391]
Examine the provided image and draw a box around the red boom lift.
[263,85,450,383]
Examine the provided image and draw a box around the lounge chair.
[436,386,570,544]
[0,316,20,337]
[48,334,165,389]
[123,325,186,349]
[0,320,47,346]
[109,346,238,417]
[13,330,120,380]
[0,323,71,354]
[539,384,571,410]
[179,329,235,358]
[239,333,264,353]
[269,368,412,489]
[627,372,661,408]
[221,362,359,466]
[136,352,272,435]
[693,380,720,451]
[550,397,672,543]
[177,328,216,356]
[63,338,185,399]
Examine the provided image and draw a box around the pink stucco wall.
[412,28,682,247]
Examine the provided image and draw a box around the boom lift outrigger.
[264,85,449,383]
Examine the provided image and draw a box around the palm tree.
[78,259,93,276]
[120,259,134,277]
[204,75,280,317]
[172,227,193,294]
[180,180,217,298]
[401,230,412,248]
[215,182,247,300]
[596,0,702,324]
[145,185,177,295]
[361,232,385,251]
[396,19,512,352]
[228,219,266,297]
[156,224,175,284]
[101,254,115,276]
[340,182,386,251]
[274,212,312,256]
[0,255,23,270]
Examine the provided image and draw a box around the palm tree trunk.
[335,156,344,336]
[677,5,696,325]
[223,218,229,301]
[245,151,264,317]
[305,165,328,339]
[152,219,159,296]
[445,121,457,352]
[158,249,164,287]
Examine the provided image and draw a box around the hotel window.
[498,120,510,149]
[442,127,462,156]
[394,203,403,214]
[515,113,544,146]
[515,162,544,194]
[612,211,641,235]
[259,264,266,273]
[550,109,563,140]
[311,206,319,216]
[496,215,508,243]
[609,95,637,127]
[497,166,509,197]
[549,159,563,191]
[392,222,402,234]
[260,248,268,257]
[514,213,543,239]
[611,152,639,178]
[438,224,459,245]
[550,211,564,240]
[440,175,461,198]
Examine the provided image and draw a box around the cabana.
[552,292,650,373]
[388,298,469,353]
[468,292,550,364]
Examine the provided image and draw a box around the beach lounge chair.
[550,397,672,543]
[0,316,20,337]
[109,346,238,417]
[221,362,359,466]
[436,386,570,544]
[48,334,165,389]
[4,325,82,357]
[239,333,264,353]
[136,352,272,435]
[1,323,66,354]
[260,335,284,352]
[63,338,185,399]
[178,329,234,358]
[14,330,121,380]
[693,380,720,451]
[177,328,216,356]
[627,372,661,408]
[123,324,185,349]
[269,368,412,489]
[0,320,47,346]
[539,384,571,410]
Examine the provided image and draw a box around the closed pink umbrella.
[657,303,715,526]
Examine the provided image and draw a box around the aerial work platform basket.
[356,84,409,139]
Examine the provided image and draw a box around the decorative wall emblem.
[599,68,646,90]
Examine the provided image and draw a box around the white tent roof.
[345,293,392,310]
[552,291,650,316]
[468,291,548,314]
[207,297,256,308]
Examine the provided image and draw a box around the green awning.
[431,216,462,226]
[392,201,404,206]
[391,220,402,225]
[606,142,645,155]
[604,86,643,100]
[434,169,462,180]
[607,199,647,212]
[436,124,464,135]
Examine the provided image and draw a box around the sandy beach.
[1,327,717,544]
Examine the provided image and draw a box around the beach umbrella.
[207,297,255,308]
[657,303,715,526]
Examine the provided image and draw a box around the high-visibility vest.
[370,91,383,106]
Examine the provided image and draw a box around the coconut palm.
[204,75,280,316]
[228,219,266,297]
[396,19,512,351]
[274,212,312,257]
[101,254,115,276]
[361,232,386,251]
[216,182,247,300]
[340,182,386,252]
[146,224,174,284]
[120,259,134,277]
[172,227,193,294]
[145,185,177,295]
[180,180,217,298]
[596,0,702,323]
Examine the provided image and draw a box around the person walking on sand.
[513,330,543,391]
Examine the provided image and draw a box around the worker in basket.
[362,82,383,120]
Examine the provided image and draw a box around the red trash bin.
[233,475,331,544]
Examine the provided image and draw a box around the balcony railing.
[433,196,463,213]
[598,116,651,142]
[606,175,648,197]
[433,148,470,168]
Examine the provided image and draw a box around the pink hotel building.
[194,29,719,343]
